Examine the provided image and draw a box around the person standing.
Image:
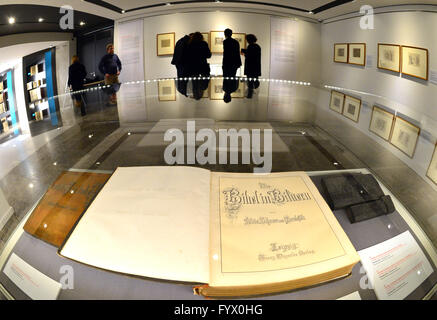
[98,43,122,105]
[241,34,261,98]
[222,28,241,103]
[186,32,211,100]
[171,34,191,96]
[68,55,87,116]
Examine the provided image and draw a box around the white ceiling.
[2,0,437,21]
[0,41,66,71]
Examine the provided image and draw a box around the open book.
[59,167,360,297]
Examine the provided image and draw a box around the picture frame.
[0,103,4,114]
[233,33,246,50]
[426,144,437,186]
[348,43,366,66]
[401,46,429,80]
[156,32,175,56]
[334,43,348,63]
[201,32,210,48]
[209,78,245,100]
[1,117,9,132]
[389,116,420,158]
[27,82,33,91]
[30,65,38,76]
[210,31,225,54]
[158,79,176,101]
[378,43,401,73]
[0,93,3,104]
[342,95,361,122]
[369,106,395,141]
[0,81,3,91]
[329,90,345,114]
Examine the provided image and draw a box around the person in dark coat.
[98,44,122,105]
[241,34,261,98]
[68,55,87,115]
[171,34,191,96]
[186,32,211,100]
[222,28,242,103]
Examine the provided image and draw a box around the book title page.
[216,174,346,274]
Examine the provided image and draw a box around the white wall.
[317,10,437,191]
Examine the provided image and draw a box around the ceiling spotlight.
[8,17,16,24]
[80,21,86,26]
[121,10,125,13]
[38,18,44,22]
[308,11,314,14]
[165,2,172,6]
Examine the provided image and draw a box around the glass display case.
[0,76,436,300]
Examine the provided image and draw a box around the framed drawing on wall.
[210,77,224,100]
[426,144,437,185]
[156,33,175,56]
[369,106,395,141]
[401,46,428,80]
[329,90,345,114]
[210,31,225,54]
[342,95,361,122]
[158,79,176,101]
[201,33,210,48]
[348,43,366,66]
[231,80,245,98]
[378,44,401,73]
[334,44,348,63]
[389,116,420,158]
[233,33,246,50]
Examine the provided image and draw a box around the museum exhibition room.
[0,0,437,303]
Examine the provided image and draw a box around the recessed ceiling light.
[165,2,172,6]
[308,11,314,14]
[38,18,44,22]
[80,21,86,26]
[8,17,16,24]
[121,10,125,13]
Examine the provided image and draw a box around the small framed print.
[389,116,420,158]
[426,144,437,185]
[156,32,175,56]
[0,81,3,91]
[401,46,429,80]
[342,95,361,122]
[209,78,245,100]
[210,31,225,54]
[0,94,3,104]
[0,103,4,114]
[30,65,38,76]
[231,80,245,98]
[378,44,401,73]
[334,43,348,63]
[27,82,33,91]
[233,33,246,50]
[329,90,345,114]
[369,106,395,141]
[158,79,176,101]
[210,77,224,100]
[201,33,210,48]
[348,43,366,66]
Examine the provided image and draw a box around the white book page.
[60,166,211,283]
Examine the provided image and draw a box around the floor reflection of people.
[68,55,87,116]
[241,34,261,99]
[171,34,191,96]
[222,28,242,103]
[99,43,122,105]
[186,32,211,100]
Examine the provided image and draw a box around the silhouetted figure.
[99,43,122,105]
[186,32,211,100]
[222,28,241,103]
[241,34,261,98]
[68,55,87,116]
[171,34,191,96]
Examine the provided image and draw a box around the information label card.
[358,231,433,300]
[3,253,61,300]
